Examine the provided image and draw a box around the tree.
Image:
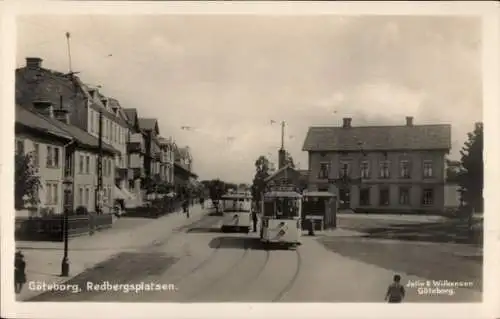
[457,122,483,215]
[252,155,271,207]
[15,151,41,210]
[445,159,461,183]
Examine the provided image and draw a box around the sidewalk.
[15,204,207,301]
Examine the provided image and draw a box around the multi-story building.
[138,118,162,182]
[15,102,118,214]
[302,117,451,213]
[174,146,198,196]
[122,108,146,204]
[158,136,175,185]
[16,57,129,209]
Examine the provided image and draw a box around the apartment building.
[16,102,118,214]
[158,136,175,185]
[302,117,452,213]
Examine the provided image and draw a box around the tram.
[220,193,253,233]
[260,185,302,248]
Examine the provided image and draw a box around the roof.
[158,136,173,146]
[16,64,129,127]
[303,191,335,197]
[302,124,452,152]
[138,118,159,134]
[123,108,137,125]
[174,162,198,178]
[15,104,72,140]
[178,147,191,159]
[18,104,118,155]
[264,191,302,198]
[221,194,252,199]
[264,164,298,182]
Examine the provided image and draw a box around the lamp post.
[61,176,73,277]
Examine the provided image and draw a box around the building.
[122,108,147,205]
[174,146,198,195]
[15,105,73,215]
[158,136,175,185]
[16,57,131,209]
[302,117,452,213]
[138,118,162,185]
[15,102,118,214]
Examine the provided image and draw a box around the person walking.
[182,197,190,218]
[252,208,258,232]
[385,274,406,303]
[14,251,26,294]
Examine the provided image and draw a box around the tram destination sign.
[270,185,296,192]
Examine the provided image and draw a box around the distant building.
[174,146,198,195]
[302,117,452,213]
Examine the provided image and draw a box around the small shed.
[302,191,337,230]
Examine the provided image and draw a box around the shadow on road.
[186,227,221,234]
[208,236,298,251]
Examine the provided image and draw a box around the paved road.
[28,213,481,303]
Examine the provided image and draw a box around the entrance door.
[338,188,351,209]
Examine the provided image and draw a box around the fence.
[15,213,113,242]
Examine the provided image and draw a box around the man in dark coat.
[15,251,26,293]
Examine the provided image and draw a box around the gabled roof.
[15,104,72,141]
[138,118,159,135]
[18,104,118,155]
[264,164,299,183]
[174,162,198,178]
[16,62,128,127]
[302,124,452,152]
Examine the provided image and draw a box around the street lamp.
[61,176,73,277]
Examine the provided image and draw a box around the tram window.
[263,200,275,217]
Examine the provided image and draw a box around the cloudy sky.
[16,15,482,184]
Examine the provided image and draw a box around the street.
[26,208,482,303]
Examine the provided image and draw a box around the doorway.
[338,187,351,209]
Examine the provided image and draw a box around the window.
[85,155,90,174]
[422,188,434,205]
[339,161,350,178]
[46,146,59,168]
[318,162,330,179]
[45,182,59,205]
[90,110,94,133]
[399,187,410,205]
[359,188,370,206]
[400,160,411,178]
[16,139,24,155]
[423,160,433,178]
[379,160,390,179]
[379,188,390,206]
[79,155,84,174]
[85,187,90,207]
[94,112,99,134]
[33,143,40,167]
[78,187,84,206]
[129,180,135,190]
[360,160,370,179]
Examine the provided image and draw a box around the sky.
[16,15,482,184]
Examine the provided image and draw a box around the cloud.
[16,15,482,183]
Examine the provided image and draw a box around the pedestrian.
[385,274,405,303]
[252,209,258,232]
[14,250,26,294]
[182,197,190,218]
[200,196,205,209]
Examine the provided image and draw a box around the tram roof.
[263,191,302,198]
[221,194,252,199]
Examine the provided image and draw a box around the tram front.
[260,186,302,248]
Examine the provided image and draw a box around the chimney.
[32,100,54,118]
[26,57,43,69]
[406,116,414,126]
[278,149,286,170]
[53,108,71,124]
[342,117,352,128]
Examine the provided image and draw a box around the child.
[385,274,405,303]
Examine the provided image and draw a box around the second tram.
[220,193,253,233]
[260,186,302,248]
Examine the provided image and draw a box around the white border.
[1,1,499,319]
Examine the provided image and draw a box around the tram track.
[186,237,251,301]
[272,247,302,302]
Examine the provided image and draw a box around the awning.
[114,186,127,200]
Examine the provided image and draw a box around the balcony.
[127,133,146,154]
[116,167,134,181]
[132,167,145,179]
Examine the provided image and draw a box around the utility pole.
[95,110,103,214]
